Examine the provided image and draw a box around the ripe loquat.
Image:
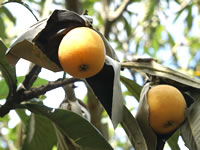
[147,84,186,134]
[58,27,106,78]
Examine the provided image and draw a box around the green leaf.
[0,78,9,99]
[15,109,29,125]
[135,39,141,54]
[186,4,193,31]
[0,17,7,39]
[152,37,159,53]
[173,4,189,23]
[24,103,113,150]
[167,32,175,47]
[167,131,181,150]
[120,75,142,101]
[0,6,16,24]
[121,106,148,150]
[151,25,164,53]
[123,15,132,37]
[0,112,9,122]
[123,91,132,97]
[0,40,17,96]
[144,1,156,20]
[135,82,158,150]
[121,60,200,89]
[181,100,200,150]
[174,0,181,4]
[22,113,57,150]
[55,125,79,150]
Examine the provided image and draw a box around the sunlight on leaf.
[24,103,114,150]
[0,40,16,96]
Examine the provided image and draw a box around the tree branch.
[65,0,82,14]
[40,0,54,18]
[20,78,81,102]
[108,0,130,22]
[0,78,81,117]
[22,64,41,89]
[103,0,131,38]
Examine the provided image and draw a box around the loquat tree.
[0,0,200,150]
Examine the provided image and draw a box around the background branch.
[40,0,54,18]
[20,78,81,102]
[65,0,82,14]
[108,0,130,22]
[0,78,81,117]
[103,0,131,38]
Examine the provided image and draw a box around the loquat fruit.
[147,84,186,134]
[58,27,106,78]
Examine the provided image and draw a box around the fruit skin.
[147,84,186,134]
[58,27,106,78]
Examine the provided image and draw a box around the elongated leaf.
[5,18,61,72]
[121,60,200,89]
[181,100,200,150]
[0,78,9,99]
[167,131,181,150]
[22,113,57,150]
[186,5,193,31]
[6,10,93,72]
[0,17,7,39]
[167,32,175,47]
[120,76,142,101]
[24,103,113,150]
[135,82,158,150]
[123,15,132,37]
[86,56,123,128]
[173,5,187,23]
[144,1,156,20]
[0,6,16,24]
[54,124,79,150]
[121,106,148,150]
[0,40,16,95]
[15,109,30,126]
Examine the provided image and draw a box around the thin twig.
[19,78,81,102]
[108,0,130,22]
[0,78,81,117]
[22,64,41,89]
[102,0,131,38]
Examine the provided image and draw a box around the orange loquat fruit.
[58,27,106,78]
[147,84,186,134]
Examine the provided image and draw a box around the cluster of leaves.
[0,0,200,150]
[0,40,115,150]
[91,0,200,75]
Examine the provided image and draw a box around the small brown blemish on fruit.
[79,64,89,72]
[164,120,175,128]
